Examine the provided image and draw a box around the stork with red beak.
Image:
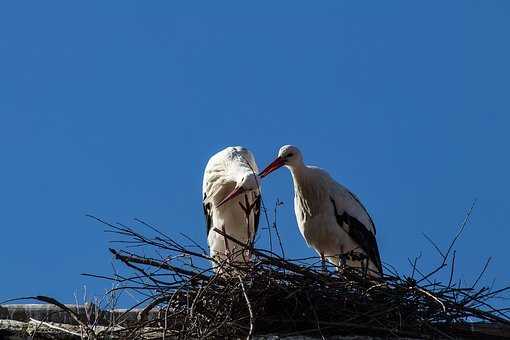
[259,145,382,276]
[202,146,261,271]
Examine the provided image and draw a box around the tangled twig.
[71,214,510,339]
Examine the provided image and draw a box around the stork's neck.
[287,162,307,185]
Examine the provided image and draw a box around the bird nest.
[70,214,510,339]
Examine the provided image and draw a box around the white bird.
[202,146,261,271]
[259,145,382,276]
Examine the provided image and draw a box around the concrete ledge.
[0,304,160,326]
[1,304,510,339]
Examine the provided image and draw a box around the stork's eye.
[286,153,294,158]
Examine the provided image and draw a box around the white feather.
[263,145,382,275]
[202,146,261,270]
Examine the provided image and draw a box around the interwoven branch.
[78,215,510,339]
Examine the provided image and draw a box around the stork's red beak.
[217,186,246,208]
[258,156,285,178]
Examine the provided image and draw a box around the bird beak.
[259,156,285,178]
[217,186,245,208]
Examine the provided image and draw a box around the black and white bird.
[259,145,382,276]
[202,146,261,270]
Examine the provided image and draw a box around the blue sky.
[1,2,509,306]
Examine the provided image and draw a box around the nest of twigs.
[79,214,510,340]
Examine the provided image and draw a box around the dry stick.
[98,260,215,335]
[418,200,476,284]
[202,302,236,338]
[447,250,457,289]
[471,257,492,289]
[138,262,225,322]
[91,215,196,259]
[445,200,477,257]
[137,294,173,322]
[97,294,156,337]
[115,254,167,289]
[272,199,286,258]
[188,269,224,319]
[109,248,209,281]
[266,203,274,253]
[212,227,331,280]
[473,285,510,302]
[305,293,325,340]
[179,232,208,254]
[407,258,433,286]
[459,289,510,321]
[188,284,206,320]
[423,232,445,258]
[171,263,237,336]
[461,305,510,325]
[29,318,83,338]
[28,309,59,340]
[413,286,446,313]
[162,296,172,340]
[238,275,254,339]
[258,198,274,251]
[134,217,174,244]
[31,296,97,339]
[410,252,422,279]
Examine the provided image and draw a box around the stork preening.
[202,146,261,271]
[259,145,382,276]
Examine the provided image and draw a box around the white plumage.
[202,146,261,270]
[259,145,382,275]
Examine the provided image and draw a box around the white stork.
[258,145,382,276]
[202,146,261,271]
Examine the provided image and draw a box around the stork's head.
[259,145,303,178]
[217,172,260,207]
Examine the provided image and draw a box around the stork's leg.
[246,214,252,257]
[242,222,252,264]
[321,253,327,272]
[222,224,231,260]
[337,252,348,275]
[336,258,343,274]
[341,252,348,267]
[362,258,369,278]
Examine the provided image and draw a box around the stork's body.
[202,146,261,270]
[260,145,382,275]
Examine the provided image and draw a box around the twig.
[31,296,97,339]
[76,214,510,339]
[109,248,209,281]
[29,318,83,338]
[472,257,492,289]
[238,275,254,339]
[418,200,476,284]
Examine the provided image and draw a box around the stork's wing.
[203,193,213,237]
[345,189,377,235]
[202,146,260,238]
[329,191,382,274]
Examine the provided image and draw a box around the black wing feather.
[330,197,383,273]
[203,193,213,237]
[345,189,377,235]
[252,193,261,236]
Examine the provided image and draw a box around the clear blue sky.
[1,2,509,306]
